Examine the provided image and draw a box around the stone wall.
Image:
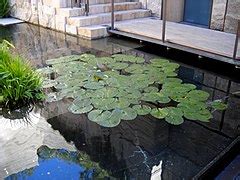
[224,0,240,33]
[211,0,240,33]
[210,0,227,31]
[9,0,69,30]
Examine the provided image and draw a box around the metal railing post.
[162,0,167,42]
[85,0,89,16]
[111,0,115,30]
[71,0,73,8]
[233,20,240,60]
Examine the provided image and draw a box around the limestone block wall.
[210,0,227,31]
[224,0,240,33]
[9,0,70,31]
[139,0,162,17]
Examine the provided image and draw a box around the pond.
[0,23,240,179]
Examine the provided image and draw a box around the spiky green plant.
[0,40,44,109]
[0,0,10,18]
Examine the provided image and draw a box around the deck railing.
[233,20,240,60]
[70,0,89,16]
[110,0,240,62]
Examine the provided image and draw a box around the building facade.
[9,0,240,38]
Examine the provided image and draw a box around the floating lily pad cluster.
[38,54,227,127]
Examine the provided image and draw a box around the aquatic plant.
[0,0,10,18]
[0,40,44,108]
[39,54,227,127]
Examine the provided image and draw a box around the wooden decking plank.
[113,18,240,60]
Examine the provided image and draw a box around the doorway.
[183,0,212,27]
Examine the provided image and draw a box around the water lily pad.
[88,109,122,127]
[113,54,145,63]
[95,57,116,64]
[68,104,93,114]
[72,98,92,108]
[41,53,228,127]
[46,55,81,65]
[157,93,171,104]
[121,107,138,120]
[125,64,144,74]
[108,62,129,70]
[94,87,118,98]
[164,107,184,125]
[91,97,116,110]
[151,108,168,119]
[144,86,159,93]
[83,81,104,89]
[150,58,170,67]
[79,54,96,63]
[211,100,228,110]
[132,105,151,115]
[186,90,210,101]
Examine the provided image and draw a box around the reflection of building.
[0,109,76,178]
[46,106,237,179]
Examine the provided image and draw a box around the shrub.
[0,40,44,109]
[0,0,10,18]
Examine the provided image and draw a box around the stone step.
[57,2,142,17]
[89,0,129,5]
[67,9,151,27]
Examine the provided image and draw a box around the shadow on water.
[0,23,239,179]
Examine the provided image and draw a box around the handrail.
[85,0,89,16]
[233,20,240,60]
[162,0,167,42]
[111,0,115,30]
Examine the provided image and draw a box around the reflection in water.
[0,107,76,178]
[6,146,110,179]
[0,23,239,179]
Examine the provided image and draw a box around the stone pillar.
[224,0,240,33]
[210,0,227,31]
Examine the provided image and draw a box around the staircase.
[55,0,151,39]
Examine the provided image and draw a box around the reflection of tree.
[37,146,110,179]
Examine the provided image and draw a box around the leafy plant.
[0,0,10,18]
[0,40,44,108]
[39,54,228,127]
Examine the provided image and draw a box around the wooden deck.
[108,18,240,65]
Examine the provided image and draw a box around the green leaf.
[83,81,104,90]
[125,64,144,74]
[186,90,210,101]
[132,105,151,115]
[108,62,129,70]
[164,107,184,125]
[69,104,93,114]
[88,109,122,127]
[121,107,138,120]
[151,108,168,119]
[211,100,228,110]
